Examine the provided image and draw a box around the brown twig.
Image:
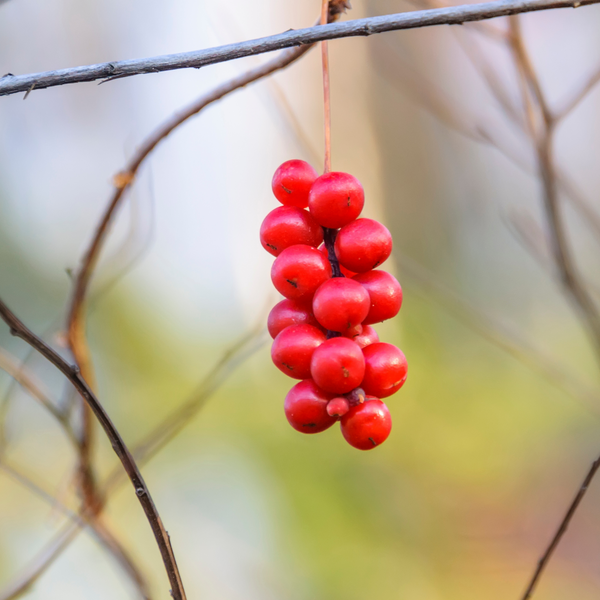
[0,461,152,600]
[509,17,600,363]
[519,456,600,599]
[507,16,600,598]
[0,297,187,600]
[0,320,266,599]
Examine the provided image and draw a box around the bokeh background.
[1,0,600,598]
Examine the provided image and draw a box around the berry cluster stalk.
[321,0,332,174]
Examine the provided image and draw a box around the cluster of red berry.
[260,160,407,450]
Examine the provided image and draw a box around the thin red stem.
[321,0,332,173]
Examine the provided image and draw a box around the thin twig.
[508,16,600,598]
[509,18,600,363]
[0,0,598,97]
[0,298,187,600]
[0,523,80,600]
[0,461,152,600]
[0,322,266,599]
[519,457,600,599]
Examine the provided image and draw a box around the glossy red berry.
[271,245,332,300]
[362,343,407,398]
[327,397,350,418]
[284,379,337,433]
[353,270,402,324]
[271,324,326,380]
[312,278,370,333]
[268,299,321,339]
[308,172,364,229]
[335,218,393,273]
[272,160,318,208]
[260,206,324,257]
[350,324,380,349]
[310,337,365,394]
[340,398,392,450]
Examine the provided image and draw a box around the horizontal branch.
[1,0,598,97]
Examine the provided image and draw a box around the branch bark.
[1,0,598,97]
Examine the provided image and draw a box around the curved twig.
[0,298,187,600]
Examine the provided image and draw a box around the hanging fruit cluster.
[261,159,407,450]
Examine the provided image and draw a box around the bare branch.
[1,0,598,97]
[520,456,600,599]
[0,298,187,600]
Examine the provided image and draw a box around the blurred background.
[1,0,600,598]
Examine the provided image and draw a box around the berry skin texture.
[308,172,365,229]
[271,245,332,300]
[260,206,324,257]
[341,399,392,450]
[361,343,408,398]
[310,337,365,394]
[350,324,380,349]
[335,218,393,273]
[272,160,318,208]
[271,324,326,380]
[312,278,370,333]
[327,397,350,418]
[284,379,337,433]
[353,270,402,324]
[268,299,321,339]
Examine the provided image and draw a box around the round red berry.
[353,270,402,324]
[312,278,370,333]
[271,324,326,380]
[284,379,337,433]
[260,206,324,257]
[350,324,379,349]
[327,397,350,418]
[340,398,392,450]
[361,343,407,398]
[268,299,321,339]
[272,160,318,208]
[308,172,364,229]
[271,245,332,300]
[335,218,392,273]
[310,337,365,394]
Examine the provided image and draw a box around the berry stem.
[321,0,332,174]
[323,227,344,340]
[323,228,343,279]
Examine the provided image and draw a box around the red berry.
[327,397,350,418]
[353,270,402,324]
[271,324,326,380]
[312,278,370,333]
[352,324,380,349]
[343,324,363,339]
[340,399,392,450]
[268,299,321,339]
[271,245,332,300]
[284,379,337,433]
[335,218,392,273]
[272,160,318,208]
[310,337,365,394]
[362,343,407,398]
[260,206,324,257]
[308,172,364,229]
[318,244,356,277]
